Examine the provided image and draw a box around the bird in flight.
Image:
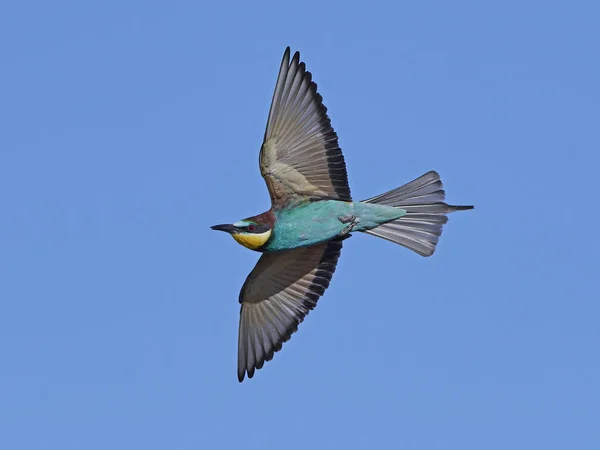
[212,47,473,382]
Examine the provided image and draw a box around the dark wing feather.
[259,47,352,208]
[237,238,344,381]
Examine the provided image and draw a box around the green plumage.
[265,201,406,251]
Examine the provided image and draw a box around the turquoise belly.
[264,200,406,252]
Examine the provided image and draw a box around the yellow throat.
[231,229,272,250]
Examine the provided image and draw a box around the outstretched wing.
[237,238,344,381]
[259,47,352,208]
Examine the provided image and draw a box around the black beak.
[211,224,238,234]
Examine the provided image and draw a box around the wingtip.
[281,47,291,65]
[290,49,300,66]
[282,46,301,66]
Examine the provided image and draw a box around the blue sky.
[1,1,598,449]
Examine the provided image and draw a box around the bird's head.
[211,215,273,251]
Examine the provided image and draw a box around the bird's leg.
[338,215,359,236]
[338,215,355,223]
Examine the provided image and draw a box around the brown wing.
[237,238,344,381]
[259,47,352,208]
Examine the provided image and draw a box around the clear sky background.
[1,1,598,449]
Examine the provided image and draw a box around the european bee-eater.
[212,47,473,382]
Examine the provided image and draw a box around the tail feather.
[362,171,473,257]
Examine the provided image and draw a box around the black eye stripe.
[245,223,269,233]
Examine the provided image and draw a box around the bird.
[211,47,473,382]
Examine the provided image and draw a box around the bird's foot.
[338,215,359,236]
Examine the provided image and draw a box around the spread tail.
[362,171,473,257]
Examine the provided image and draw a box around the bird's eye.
[248,224,255,231]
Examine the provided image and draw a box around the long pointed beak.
[211,224,238,234]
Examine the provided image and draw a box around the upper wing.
[259,47,352,208]
[237,238,344,381]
